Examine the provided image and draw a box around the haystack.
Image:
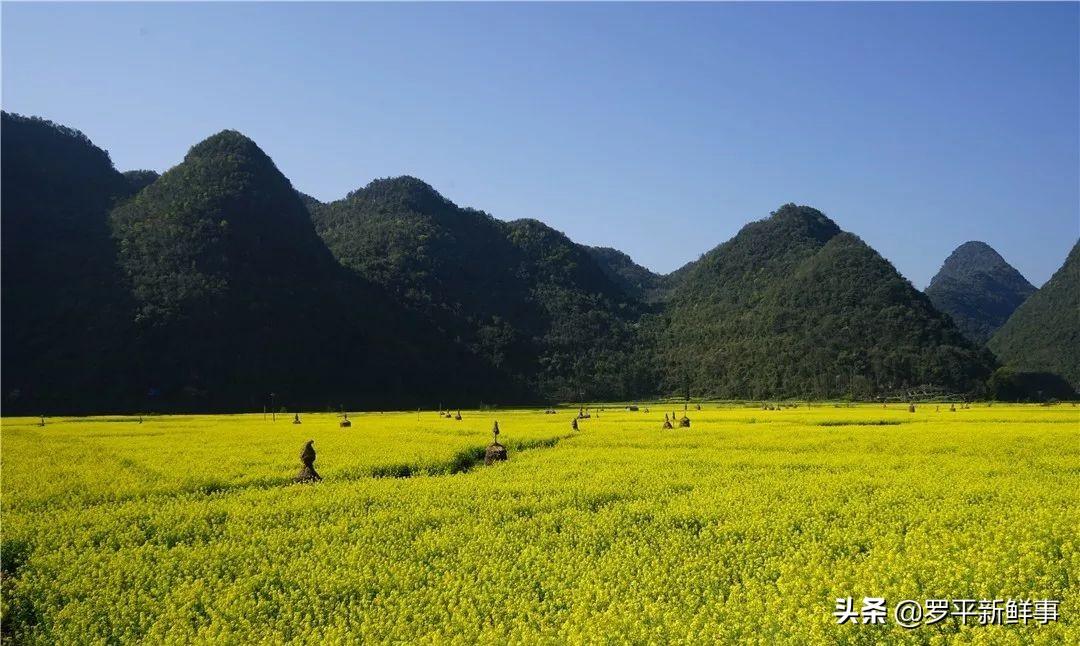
[679,415,691,428]
[340,413,352,428]
[292,413,302,425]
[485,421,508,465]
[294,440,321,483]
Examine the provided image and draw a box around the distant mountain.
[663,204,996,399]
[925,241,1035,345]
[310,177,657,401]
[2,112,1044,410]
[122,169,160,193]
[584,246,686,303]
[1,112,136,412]
[989,242,1080,389]
[296,190,322,210]
[110,134,496,410]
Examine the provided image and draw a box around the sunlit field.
[2,404,1077,643]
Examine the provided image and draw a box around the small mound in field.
[484,442,508,465]
[485,421,508,465]
[294,440,321,483]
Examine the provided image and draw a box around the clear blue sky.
[3,2,1077,287]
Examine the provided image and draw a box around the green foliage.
[925,241,1036,345]
[986,367,1077,402]
[310,177,658,401]
[584,246,688,303]
[106,133,501,410]
[4,113,1041,411]
[989,242,1080,389]
[1,112,136,412]
[662,204,997,399]
[122,169,160,193]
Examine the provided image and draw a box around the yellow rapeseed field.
[1,404,1077,643]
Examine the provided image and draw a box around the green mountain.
[122,169,160,193]
[3,113,1037,410]
[663,204,996,399]
[925,241,1035,345]
[110,133,495,411]
[1,112,136,412]
[310,177,656,401]
[988,242,1080,389]
[584,246,688,303]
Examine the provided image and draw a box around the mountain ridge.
[2,113,1072,411]
[925,241,1036,345]
[989,241,1080,389]
[662,204,997,399]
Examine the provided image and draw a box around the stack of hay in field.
[679,414,691,428]
[294,440,321,483]
[485,421,508,465]
[662,413,673,430]
[340,413,351,428]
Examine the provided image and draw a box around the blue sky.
[3,2,1077,287]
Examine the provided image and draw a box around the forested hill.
[122,169,160,194]
[989,241,1080,389]
[0,115,503,413]
[108,131,504,410]
[2,112,1071,412]
[582,246,697,304]
[925,241,1036,345]
[662,205,997,399]
[1,112,136,411]
[309,177,657,401]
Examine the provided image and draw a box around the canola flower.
[1,404,1077,643]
